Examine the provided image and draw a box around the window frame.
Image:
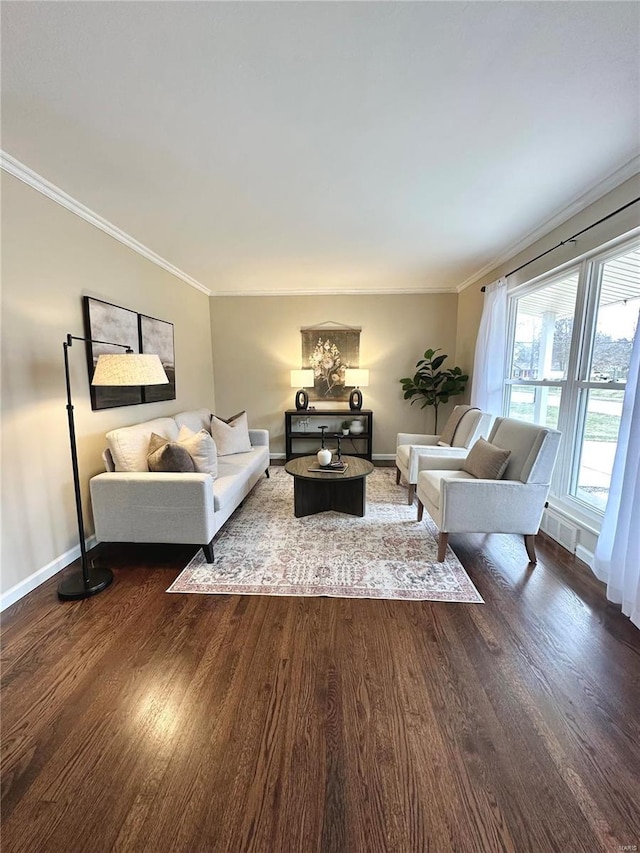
[503,232,640,531]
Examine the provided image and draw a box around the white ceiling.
[2,1,639,296]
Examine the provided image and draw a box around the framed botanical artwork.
[301,325,360,402]
[139,314,176,403]
[83,296,142,410]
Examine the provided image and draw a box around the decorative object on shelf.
[400,348,468,432]
[301,322,361,402]
[341,420,351,435]
[58,334,168,601]
[349,418,364,435]
[290,370,313,411]
[83,296,175,410]
[317,447,332,467]
[290,369,314,410]
[345,368,369,411]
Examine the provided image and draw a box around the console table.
[284,409,373,461]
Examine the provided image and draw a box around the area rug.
[167,467,483,603]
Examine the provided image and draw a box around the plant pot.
[342,429,349,435]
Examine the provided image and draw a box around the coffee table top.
[284,455,374,482]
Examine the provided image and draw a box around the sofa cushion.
[174,408,213,435]
[107,417,179,472]
[177,425,218,478]
[463,437,511,480]
[212,447,269,511]
[147,433,196,473]
[210,411,252,456]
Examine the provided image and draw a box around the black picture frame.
[83,296,143,410]
[140,313,176,403]
[83,297,176,410]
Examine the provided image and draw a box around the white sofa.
[90,408,270,562]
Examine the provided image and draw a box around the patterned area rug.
[167,466,483,602]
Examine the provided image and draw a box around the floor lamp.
[58,334,169,601]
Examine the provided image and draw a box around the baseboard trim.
[575,544,595,570]
[0,536,97,612]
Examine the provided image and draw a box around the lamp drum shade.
[92,354,169,386]
[345,368,369,387]
[290,369,314,388]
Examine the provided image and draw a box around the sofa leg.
[203,540,214,563]
[524,534,537,564]
[408,483,415,505]
[437,532,449,562]
[417,499,424,522]
[395,466,401,485]
[265,467,270,478]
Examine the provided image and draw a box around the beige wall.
[1,174,215,595]
[210,293,461,457]
[455,174,640,381]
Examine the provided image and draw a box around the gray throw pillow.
[147,433,196,473]
[462,437,511,480]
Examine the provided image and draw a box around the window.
[505,238,639,521]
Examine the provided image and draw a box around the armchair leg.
[203,540,215,563]
[437,532,449,562]
[417,499,424,522]
[524,534,537,564]
[395,466,401,485]
[408,483,415,505]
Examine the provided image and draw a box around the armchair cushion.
[437,405,480,447]
[419,470,475,509]
[462,438,511,480]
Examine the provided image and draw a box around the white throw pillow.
[210,411,252,456]
[177,425,218,478]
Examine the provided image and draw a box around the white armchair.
[396,406,492,504]
[416,417,561,563]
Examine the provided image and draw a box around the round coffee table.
[284,455,375,518]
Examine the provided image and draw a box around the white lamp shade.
[345,368,369,387]
[290,369,314,388]
[92,353,169,386]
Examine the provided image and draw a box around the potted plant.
[341,420,351,436]
[399,348,468,432]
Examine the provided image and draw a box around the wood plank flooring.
[2,525,639,852]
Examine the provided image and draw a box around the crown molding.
[455,155,640,292]
[210,286,456,297]
[0,151,212,296]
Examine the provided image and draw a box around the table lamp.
[290,369,314,410]
[345,368,369,411]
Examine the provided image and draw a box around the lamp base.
[295,389,309,410]
[58,566,114,600]
[349,388,363,410]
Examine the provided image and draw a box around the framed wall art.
[301,323,360,403]
[139,313,176,403]
[83,297,176,410]
[83,297,143,410]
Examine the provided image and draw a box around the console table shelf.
[284,409,373,461]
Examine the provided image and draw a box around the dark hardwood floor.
[2,522,639,852]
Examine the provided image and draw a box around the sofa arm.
[249,429,270,448]
[90,472,216,545]
[440,478,550,534]
[396,433,439,449]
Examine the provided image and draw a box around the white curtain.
[593,312,640,629]
[470,277,508,414]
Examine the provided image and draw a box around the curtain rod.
[480,196,640,291]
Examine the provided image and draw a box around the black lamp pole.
[57,334,132,601]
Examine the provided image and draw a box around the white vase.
[317,448,332,466]
[350,420,363,435]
